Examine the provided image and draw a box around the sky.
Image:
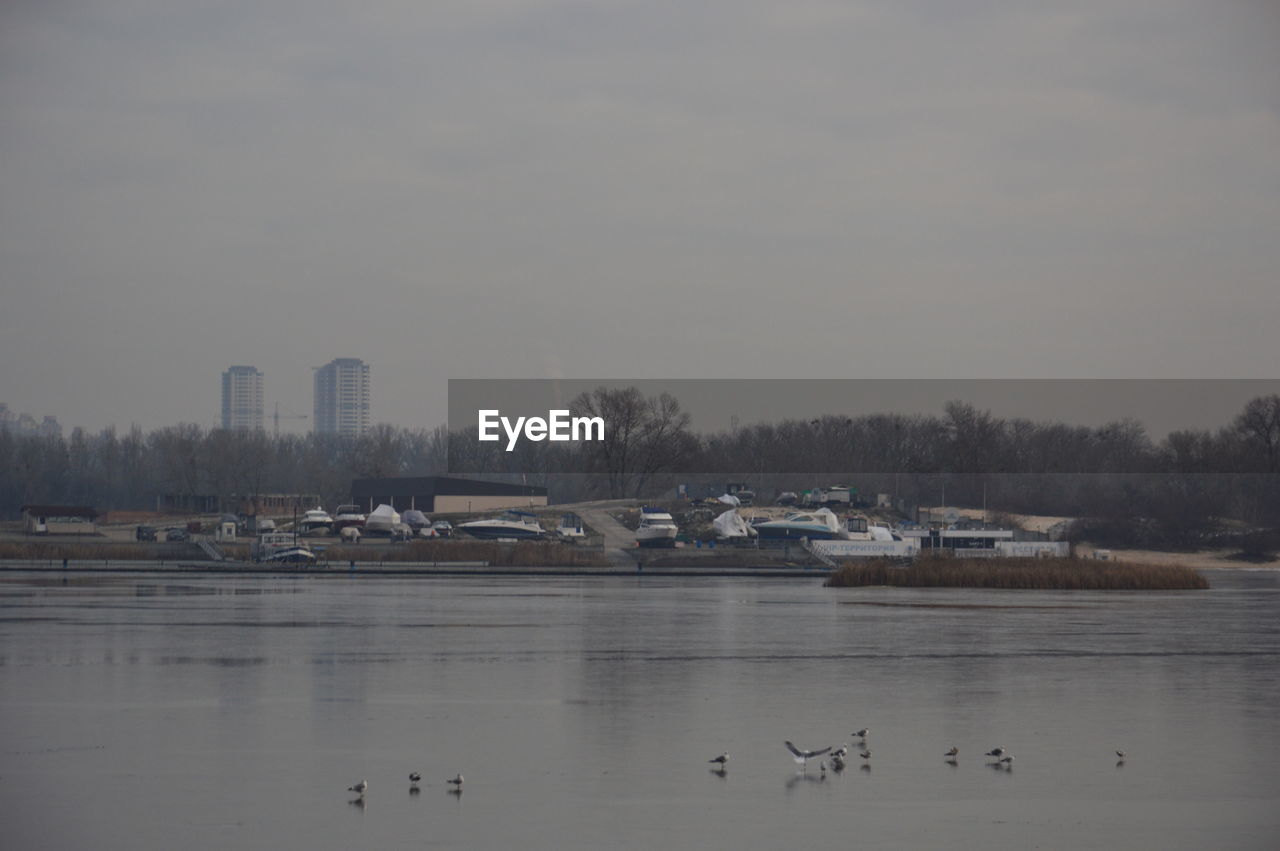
[1,0,1278,436]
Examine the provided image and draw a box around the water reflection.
[0,570,1277,850]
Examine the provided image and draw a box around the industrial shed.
[21,505,99,535]
[349,476,548,514]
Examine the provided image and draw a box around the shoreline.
[0,559,834,579]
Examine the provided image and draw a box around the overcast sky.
[2,0,1277,436]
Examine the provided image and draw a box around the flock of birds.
[347,772,464,801]
[346,730,1129,799]
[706,729,1128,776]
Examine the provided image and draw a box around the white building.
[314,358,371,437]
[221,365,265,431]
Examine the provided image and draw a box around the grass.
[824,555,1209,590]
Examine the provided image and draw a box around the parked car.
[165,528,189,542]
[430,520,453,538]
[135,525,157,542]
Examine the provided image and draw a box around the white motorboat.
[332,504,366,532]
[636,507,679,548]
[457,510,545,540]
[557,513,585,539]
[251,532,316,564]
[299,507,334,535]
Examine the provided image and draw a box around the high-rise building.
[221,366,265,431]
[313,358,371,437]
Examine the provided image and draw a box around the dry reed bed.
[825,556,1209,590]
[0,541,185,561]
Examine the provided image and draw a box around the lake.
[2,568,1278,849]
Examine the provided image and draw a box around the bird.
[708,753,729,766]
[859,750,872,760]
[832,744,849,759]
[1115,750,1126,759]
[785,741,833,768]
[348,780,368,796]
[999,755,1015,768]
[409,772,422,785]
[945,747,959,758]
[853,728,870,739]
[831,755,846,771]
[447,773,464,787]
[985,747,1006,758]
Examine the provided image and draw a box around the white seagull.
[859,750,872,760]
[708,753,729,766]
[985,747,1006,758]
[409,772,422,785]
[853,728,870,739]
[832,744,849,759]
[1116,750,1126,759]
[999,755,1015,768]
[945,747,959,758]
[447,773,464,787]
[785,741,833,768]
[348,780,368,796]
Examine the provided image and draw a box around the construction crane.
[273,402,308,437]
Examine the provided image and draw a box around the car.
[165,528,189,542]
[430,520,453,538]
[135,525,158,542]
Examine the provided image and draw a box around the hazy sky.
[2,1,1277,436]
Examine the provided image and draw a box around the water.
[2,569,1278,849]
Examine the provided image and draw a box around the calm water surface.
[2,569,1278,849]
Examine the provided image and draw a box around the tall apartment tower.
[221,366,264,430]
[313,358,371,436]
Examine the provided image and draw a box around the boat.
[251,531,316,564]
[557,513,585,539]
[635,507,679,548]
[457,510,545,540]
[299,507,334,535]
[429,520,453,538]
[332,504,366,532]
[753,508,849,541]
[713,509,756,540]
[401,509,430,532]
[363,504,402,537]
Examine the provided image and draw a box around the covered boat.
[753,508,848,541]
[457,510,545,540]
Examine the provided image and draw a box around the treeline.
[4,392,1278,549]
[0,423,450,519]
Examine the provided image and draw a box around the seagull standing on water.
[785,741,833,769]
[447,773,464,788]
[985,747,1006,758]
[348,780,368,796]
[853,728,869,740]
[708,753,729,766]
[945,747,959,758]
[409,772,422,785]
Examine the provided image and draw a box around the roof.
[350,476,548,500]
[21,505,99,518]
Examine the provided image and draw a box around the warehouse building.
[349,476,548,514]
